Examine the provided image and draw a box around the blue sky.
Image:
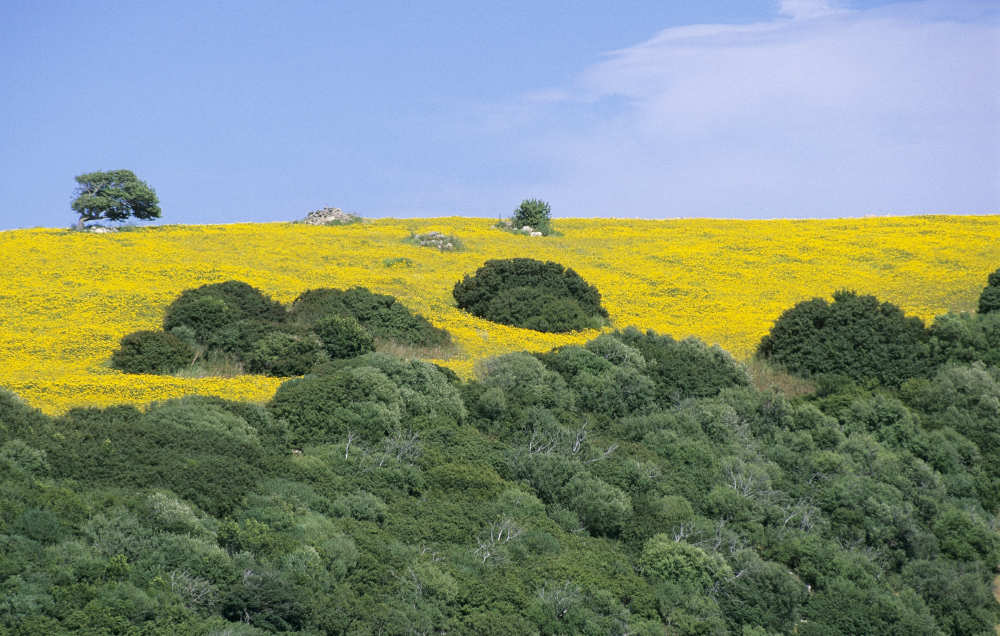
[0,0,997,229]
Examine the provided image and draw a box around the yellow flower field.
[1,216,997,414]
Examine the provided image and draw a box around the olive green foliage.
[977,267,1000,314]
[312,315,375,360]
[110,330,194,374]
[71,169,160,228]
[6,281,1000,634]
[512,198,553,235]
[164,280,287,338]
[757,290,931,386]
[246,332,326,376]
[289,286,450,347]
[929,311,1000,369]
[453,258,608,332]
[114,281,446,378]
[269,366,404,445]
[612,327,750,404]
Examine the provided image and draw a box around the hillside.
[0,215,997,413]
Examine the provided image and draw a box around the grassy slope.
[0,215,996,413]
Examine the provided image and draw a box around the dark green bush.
[289,287,450,347]
[110,330,194,374]
[757,290,931,386]
[613,328,749,404]
[453,258,607,332]
[246,331,325,376]
[48,399,269,515]
[978,268,1000,313]
[313,315,375,360]
[0,388,53,443]
[166,280,286,327]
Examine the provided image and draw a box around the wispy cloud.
[484,0,999,218]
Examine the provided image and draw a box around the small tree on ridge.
[71,169,160,229]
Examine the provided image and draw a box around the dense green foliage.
[6,280,1000,634]
[71,169,160,228]
[512,198,553,235]
[453,258,608,332]
[757,290,931,386]
[112,282,448,377]
[289,287,451,348]
[110,330,194,374]
[979,268,1000,314]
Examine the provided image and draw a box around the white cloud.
[489,0,1000,218]
[778,0,841,20]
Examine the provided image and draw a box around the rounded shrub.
[289,287,450,348]
[757,290,931,386]
[453,258,607,333]
[639,534,732,590]
[324,353,467,425]
[111,330,194,374]
[613,328,749,404]
[163,280,286,345]
[313,315,375,360]
[512,198,552,235]
[246,332,325,377]
[559,473,632,537]
[268,367,404,445]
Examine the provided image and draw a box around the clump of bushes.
[404,231,464,251]
[289,286,451,348]
[111,281,448,377]
[453,258,607,332]
[757,290,930,386]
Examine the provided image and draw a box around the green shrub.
[245,332,325,376]
[511,198,552,235]
[268,367,404,445]
[613,328,749,404]
[289,287,450,347]
[559,473,632,537]
[757,290,931,386]
[322,353,467,425]
[49,399,268,515]
[978,268,1000,314]
[110,330,194,374]
[312,315,375,360]
[473,352,575,416]
[639,534,732,590]
[453,258,607,332]
[929,312,1000,368]
[168,280,286,324]
[0,388,53,443]
[162,280,286,345]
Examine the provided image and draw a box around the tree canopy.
[71,169,160,228]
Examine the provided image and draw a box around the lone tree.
[512,198,553,235]
[71,169,160,229]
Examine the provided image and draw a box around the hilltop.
[0,215,996,413]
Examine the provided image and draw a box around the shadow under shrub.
[453,258,607,333]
